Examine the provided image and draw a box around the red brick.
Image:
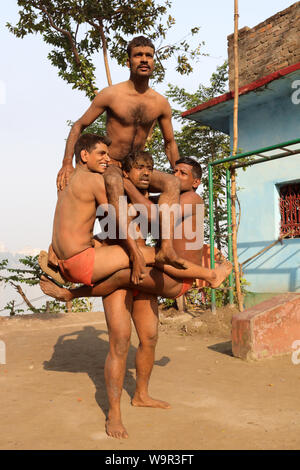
[227,2,300,89]
[232,294,300,361]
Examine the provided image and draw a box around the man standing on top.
[56,36,185,283]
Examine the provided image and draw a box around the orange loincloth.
[58,247,95,286]
[173,279,194,299]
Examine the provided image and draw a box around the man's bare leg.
[103,289,132,439]
[103,165,146,284]
[40,267,182,302]
[40,258,232,302]
[131,293,170,409]
[148,170,187,269]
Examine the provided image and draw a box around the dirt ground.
[0,305,300,451]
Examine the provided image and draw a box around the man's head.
[127,36,155,78]
[174,157,202,193]
[74,133,111,174]
[122,151,154,191]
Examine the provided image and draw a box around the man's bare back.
[52,166,108,260]
[52,134,110,262]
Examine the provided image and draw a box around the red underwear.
[132,279,194,300]
[58,247,95,286]
[174,279,194,299]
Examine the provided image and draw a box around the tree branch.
[87,17,112,86]
[35,0,81,66]
[11,282,38,313]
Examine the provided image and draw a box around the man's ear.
[126,56,131,69]
[192,178,201,190]
[123,170,129,179]
[80,149,88,163]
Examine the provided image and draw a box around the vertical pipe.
[208,164,216,314]
[226,169,234,306]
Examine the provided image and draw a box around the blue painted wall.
[230,76,300,293]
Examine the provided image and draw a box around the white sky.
[0,0,296,253]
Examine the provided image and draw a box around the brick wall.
[227,2,300,90]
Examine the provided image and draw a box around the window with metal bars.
[279,183,300,238]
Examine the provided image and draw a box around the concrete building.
[183,2,300,306]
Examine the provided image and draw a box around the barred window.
[279,183,300,238]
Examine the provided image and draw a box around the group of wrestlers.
[39,36,232,439]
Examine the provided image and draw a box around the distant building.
[182,2,300,306]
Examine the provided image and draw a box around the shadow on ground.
[43,325,170,419]
[208,340,234,357]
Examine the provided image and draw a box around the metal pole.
[208,164,216,314]
[209,137,300,167]
[226,169,234,306]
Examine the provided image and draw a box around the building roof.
[182,62,300,134]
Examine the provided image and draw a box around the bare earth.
[0,306,300,451]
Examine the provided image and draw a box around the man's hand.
[56,164,75,191]
[130,247,147,285]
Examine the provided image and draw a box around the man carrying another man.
[56,35,187,283]
[40,134,231,438]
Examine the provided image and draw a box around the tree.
[0,256,93,315]
[7,0,204,98]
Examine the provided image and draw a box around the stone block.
[232,294,300,361]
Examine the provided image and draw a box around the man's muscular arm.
[56,88,110,191]
[157,99,180,169]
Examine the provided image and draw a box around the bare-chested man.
[41,145,232,438]
[56,35,185,282]
[43,133,228,287]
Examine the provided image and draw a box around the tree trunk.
[176,295,187,313]
[99,21,112,86]
[13,284,38,313]
[232,0,244,312]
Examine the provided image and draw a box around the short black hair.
[122,151,154,173]
[127,36,155,57]
[175,157,202,179]
[74,133,111,163]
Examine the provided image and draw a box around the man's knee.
[140,331,158,348]
[103,166,122,187]
[110,334,131,357]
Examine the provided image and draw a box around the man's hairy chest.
[108,96,162,127]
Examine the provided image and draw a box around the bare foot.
[210,261,232,288]
[40,275,72,302]
[38,251,66,285]
[155,245,187,270]
[105,418,129,439]
[132,394,171,409]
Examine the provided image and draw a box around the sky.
[0,0,296,254]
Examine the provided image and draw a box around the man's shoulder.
[150,88,169,104]
[180,190,204,205]
[95,82,127,100]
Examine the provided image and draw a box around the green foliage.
[202,276,250,308]
[67,114,106,135]
[158,297,176,308]
[8,0,204,98]
[71,297,93,312]
[4,300,24,316]
[0,255,42,286]
[0,256,93,315]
